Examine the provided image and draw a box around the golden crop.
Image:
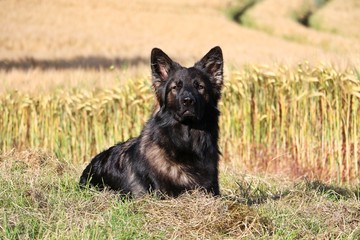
[1,64,359,183]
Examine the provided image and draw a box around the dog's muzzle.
[177,93,199,122]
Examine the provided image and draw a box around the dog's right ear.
[151,48,177,106]
[151,48,174,85]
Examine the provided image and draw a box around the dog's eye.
[170,81,182,93]
[176,81,183,88]
[194,81,204,91]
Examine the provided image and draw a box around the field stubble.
[0,149,359,239]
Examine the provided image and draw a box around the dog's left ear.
[194,46,224,93]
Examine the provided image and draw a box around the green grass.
[1,150,359,239]
[0,150,149,239]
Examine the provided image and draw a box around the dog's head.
[151,46,223,124]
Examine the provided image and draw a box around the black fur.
[79,46,224,197]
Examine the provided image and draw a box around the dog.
[79,46,224,197]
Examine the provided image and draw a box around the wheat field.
[1,64,359,184]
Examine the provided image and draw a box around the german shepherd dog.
[79,46,224,197]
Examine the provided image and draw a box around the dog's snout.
[182,96,195,107]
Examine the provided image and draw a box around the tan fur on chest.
[143,143,195,186]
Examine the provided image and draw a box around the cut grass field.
[1,150,359,239]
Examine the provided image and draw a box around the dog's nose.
[182,97,195,107]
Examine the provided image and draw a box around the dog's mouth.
[182,110,195,117]
[175,109,198,123]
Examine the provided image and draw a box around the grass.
[1,150,359,239]
[0,150,148,239]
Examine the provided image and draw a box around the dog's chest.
[143,143,214,187]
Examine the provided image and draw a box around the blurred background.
[1,0,359,92]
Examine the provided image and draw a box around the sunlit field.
[1,64,359,183]
[1,0,359,239]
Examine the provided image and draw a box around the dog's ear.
[194,46,224,93]
[151,48,177,107]
[151,48,174,85]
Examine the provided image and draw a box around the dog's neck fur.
[148,107,220,162]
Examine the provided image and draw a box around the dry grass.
[137,192,271,239]
[0,149,272,239]
[137,193,270,239]
[0,149,148,239]
[259,183,360,239]
[1,149,359,239]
